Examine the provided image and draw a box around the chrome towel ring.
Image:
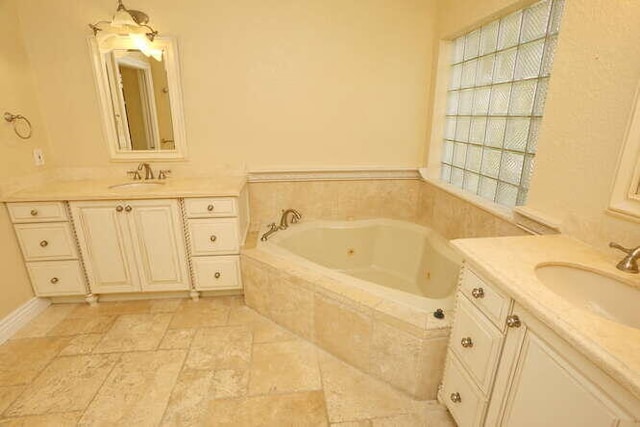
[4,112,32,140]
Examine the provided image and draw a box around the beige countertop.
[2,176,247,202]
[452,234,640,400]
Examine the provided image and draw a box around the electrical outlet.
[33,148,45,166]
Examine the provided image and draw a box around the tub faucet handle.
[260,222,279,242]
[610,242,640,273]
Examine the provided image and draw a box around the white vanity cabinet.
[442,265,640,427]
[7,202,87,297]
[69,199,189,294]
[184,189,249,293]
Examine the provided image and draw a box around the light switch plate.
[33,148,45,166]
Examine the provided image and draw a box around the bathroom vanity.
[442,235,640,426]
[4,177,249,303]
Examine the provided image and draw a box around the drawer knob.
[50,277,59,284]
[40,240,49,247]
[30,209,38,216]
[506,314,522,328]
[471,287,484,299]
[125,205,132,212]
[450,392,462,403]
[214,272,221,279]
[210,235,217,243]
[116,205,124,212]
[460,337,474,348]
[207,204,215,212]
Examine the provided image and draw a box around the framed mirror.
[89,35,187,160]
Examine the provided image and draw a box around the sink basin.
[535,264,640,329]
[108,181,166,190]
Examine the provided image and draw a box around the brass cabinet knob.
[450,392,462,403]
[461,337,474,348]
[125,205,132,212]
[50,277,59,284]
[506,315,522,328]
[214,272,221,279]
[40,240,48,247]
[207,204,215,212]
[210,235,217,242]
[471,287,484,299]
[30,209,38,216]
[116,205,124,212]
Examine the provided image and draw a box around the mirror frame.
[88,35,188,161]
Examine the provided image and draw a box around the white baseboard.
[0,298,51,345]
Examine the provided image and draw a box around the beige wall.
[0,0,47,318]
[16,0,438,172]
[432,0,640,249]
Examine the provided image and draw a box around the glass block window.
[440,0,564,207]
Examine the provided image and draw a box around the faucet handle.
[610,242,633,254]
[127,170,142,180]
[158,169,172,180]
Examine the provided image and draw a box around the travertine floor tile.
[168,299,230,329]
[46,316,116,336]
[0,386,24,415]
[5,354,119,416]
[12,304,76,339]
[0,411,82,426]
[159,329,196,350]
[67,300,152,318]
[205,390,328,426]
[79,350,186,427]
[331,421,372,427]
[249,339,321,395]
[149,299,183,313]
[186,326,252,370]
[161,367,249,426]
[59,334,103,356]
[318,351,418,423]
[0,337,69,386]
[228,306,296,343]
[93,313,172,353]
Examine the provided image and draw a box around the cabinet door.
[491,306,637,427]
[70,201,140,293]
[128,200,189,292]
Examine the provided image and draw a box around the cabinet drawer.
[14,223,78,261]
[460,266,512,330]
[450,296,504,393]
[443,354,488,427]
[7,202,67,223]
[193,256,242,290]
[189,218,239,255]
[184,197,236,218]
[27,260,86,296]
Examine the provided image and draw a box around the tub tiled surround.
[241,251,450,400]
[248,178,529,239]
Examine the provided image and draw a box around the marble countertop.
[452,234,640,400]
[2,176,247,202]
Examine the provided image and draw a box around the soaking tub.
[241,218,462,399]
[259,218,461,313]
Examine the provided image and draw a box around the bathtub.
[258,218,461,314]
[241,218,461,399]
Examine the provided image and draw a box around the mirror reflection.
[105,49,174,151]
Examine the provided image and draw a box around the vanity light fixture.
[89,0,162,60]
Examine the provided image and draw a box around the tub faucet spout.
[260,223,279,241]
[279,209,302,230]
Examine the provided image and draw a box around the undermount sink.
[108,181,166,190]
[535,264,640,329]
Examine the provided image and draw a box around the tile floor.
[0,297,455,426]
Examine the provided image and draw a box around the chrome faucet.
[137,162,155,180]
[279,209,302,230]
[609,242,640,273]
[260,223,279,241]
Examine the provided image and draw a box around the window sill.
[418,168,560,235]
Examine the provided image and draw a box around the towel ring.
[4,112,32,140]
